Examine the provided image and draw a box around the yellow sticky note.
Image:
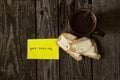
[27,39,59,60]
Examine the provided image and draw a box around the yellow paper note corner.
[27,39,59,60]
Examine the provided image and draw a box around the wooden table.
[0,0,120,80]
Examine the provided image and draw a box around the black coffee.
[69,11,95,37]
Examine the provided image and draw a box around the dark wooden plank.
[58,0,92,80]
[92,0,120,80]
[36,0,59,80]
[0,0,36,80]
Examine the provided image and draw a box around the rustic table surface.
[0,0,120,80]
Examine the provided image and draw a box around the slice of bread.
[70,37,101,59]
[82,46,101,59]
[70,37,92,53]
[56,33,82,61]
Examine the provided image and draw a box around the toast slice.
[70,37,92,53]
[82,46,101,59]
[57,33,82,61]
[70,37,101,59]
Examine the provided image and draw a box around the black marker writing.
[30,47,53,51]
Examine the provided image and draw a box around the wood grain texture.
[58,0,92,80]
[1,0,120,80]
[92,0,120,80]
[0,0,36,80]
[36,0,59,80]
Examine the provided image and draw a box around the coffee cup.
[69,8,105,37]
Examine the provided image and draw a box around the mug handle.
[93,28,105,37]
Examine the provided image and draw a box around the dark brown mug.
[69,0,105,37]
[69,8,105,37]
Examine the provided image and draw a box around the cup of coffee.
[69,8,105,37]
